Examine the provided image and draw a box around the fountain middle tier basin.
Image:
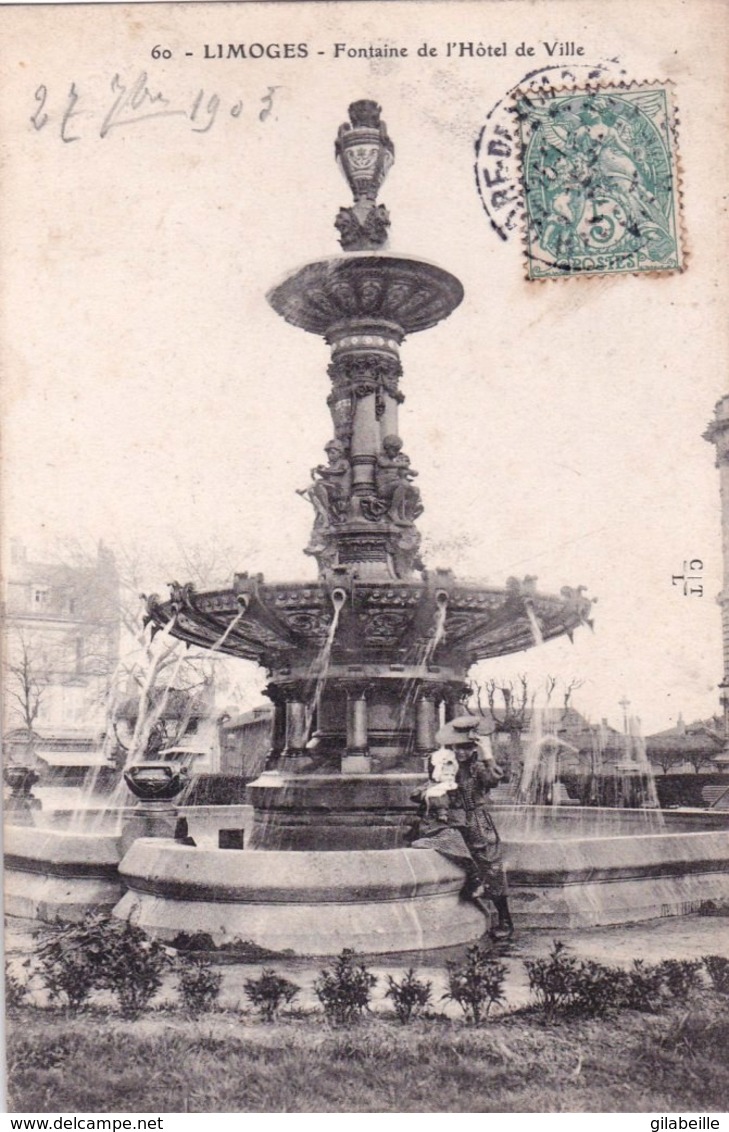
[145,572,593,669]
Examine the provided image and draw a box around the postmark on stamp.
[514,83,683,280]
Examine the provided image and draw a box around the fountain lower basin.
[498,807,729,928]
[3,804,253,922]
[111,806,729,948]
[7,804,728,945]
[4,825,124,922]
[114,843,485,953]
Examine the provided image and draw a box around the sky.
[2,0,728,733]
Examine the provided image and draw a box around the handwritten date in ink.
[30,74,281,141]
[673,560,704,597]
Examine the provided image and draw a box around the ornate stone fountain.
[11,101,727,949]
[144,100,594,860]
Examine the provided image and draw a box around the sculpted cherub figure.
[297,439,352,526]
[375,434,423,526]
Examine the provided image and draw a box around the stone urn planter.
[123,762,189,803]
[121,762,190,854]
[4,765,42,824]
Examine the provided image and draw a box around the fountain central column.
[326,321,404,493]
[344,683,370,772]
[249,98,464,849]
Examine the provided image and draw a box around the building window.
[33,587,50,607]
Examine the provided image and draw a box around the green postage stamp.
[516,83,684,281]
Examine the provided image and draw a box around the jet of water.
[524,601,544,647]
[85,607,247,831]
[397,591,448,738]
[305,588,346,733]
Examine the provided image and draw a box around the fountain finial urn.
[334,100,394,250]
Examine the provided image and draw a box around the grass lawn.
[7,998,729,1113]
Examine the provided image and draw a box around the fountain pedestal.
[247,772,423,851]
[120,803,180,856]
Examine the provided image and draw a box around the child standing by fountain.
[411,716,515,940]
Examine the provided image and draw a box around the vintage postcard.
[2,0,729,1118]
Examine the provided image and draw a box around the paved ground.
[7,911,728,1016]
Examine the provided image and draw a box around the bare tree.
[648,747,685,775]
[51,534,251,761]
[480,675,533,734]
[563,677,584,714]
[4,629,50,740]
[473,673,581,733]
[684,748,717,774]
[544,675,557,705]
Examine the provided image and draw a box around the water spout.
[331,587,347,613]
[517,727,580,806]
[129,614,179,758]
[524,600,544,647]
[306,587,347,727]
[397,591,449,735]
[423,590,448,666]
[209,606,245,653]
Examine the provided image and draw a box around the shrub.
[568,959,625,1018]
[100,921,170,1019]
[34,915,110,1011]
[243,968,300,1022]
[654,773,727,810]
[314,949,377,1025]
[656,959,704,1001]
[35,914,170,1019]
[620,960,665,1012]
[525,940,631,1018]
[524,940,580,1018]
[385,969,432,1024]
[5,963,29,1012]
[176,955,223,1016]
[444,944,506,1024]
[703,954,729,995]
[169,931,217,953]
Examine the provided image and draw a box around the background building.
[217,704,274,779]
[3,539,120,774]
